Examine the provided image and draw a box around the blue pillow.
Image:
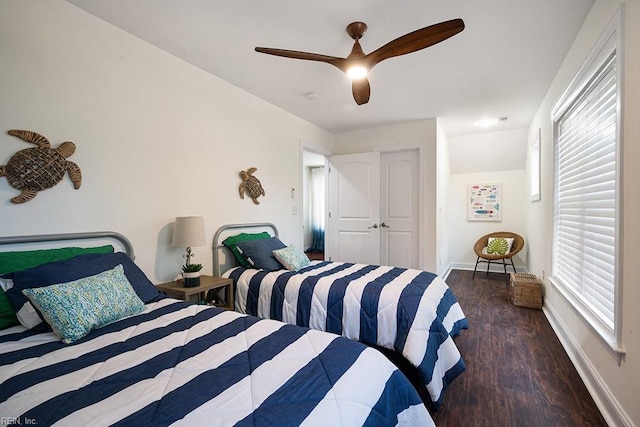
[235,237,286,271]
[4,252,159,330]
[22,264,145,344]
[222,232,271,268]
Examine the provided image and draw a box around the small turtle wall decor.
[238,167,265,205]
[0,130,82,204]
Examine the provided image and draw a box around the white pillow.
[0,277,13,292]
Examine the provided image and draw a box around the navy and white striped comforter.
[0,298,433,426]
[227,261,469,408]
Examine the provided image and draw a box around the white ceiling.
[64,0,594,138]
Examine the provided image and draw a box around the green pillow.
[0,288,19,329]
[222,232,271,268]
[487,237,514,255]
[0,245,114,275]
[22,264,145,344]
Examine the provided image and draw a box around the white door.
[380,150,419,268]
[328,152,380,264]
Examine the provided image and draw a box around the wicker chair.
[472,232,525,278]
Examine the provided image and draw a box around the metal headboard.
[212,223,279,276]
[0,231,135,260]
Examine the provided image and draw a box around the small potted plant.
[181,263,203,288]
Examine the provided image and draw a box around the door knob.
[368,223,379,229]
[380,222,390,228]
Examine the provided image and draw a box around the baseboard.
[440,264,452,279]
[543,303,633,427]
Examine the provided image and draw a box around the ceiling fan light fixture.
[346,65,368,80]
[255,18,465,104]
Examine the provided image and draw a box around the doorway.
[301,148,327,260]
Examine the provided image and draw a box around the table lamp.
[172,216,206,266]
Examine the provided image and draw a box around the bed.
[0,231,433,426]
[213,223,469,409]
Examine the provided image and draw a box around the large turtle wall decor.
[0,130,82,204]
[238,167,265,205]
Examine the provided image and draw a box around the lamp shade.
[172,216,206,248]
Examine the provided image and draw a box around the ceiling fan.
[255,18,465,105]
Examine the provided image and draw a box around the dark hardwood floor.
[304,251,324,261]
[431,269,607,427]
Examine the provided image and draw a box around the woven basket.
[509,273,543,309]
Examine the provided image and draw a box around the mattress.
[0,298,433,426]
[226,261,468,408]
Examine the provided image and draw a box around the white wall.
[334,119,438,271]
[332,121,529,276]
[0,0,334,283]
[436,121,452,275]
[447,170,527,271]
[444,127,528,275]
[526,0,640,425]
[448,128,528,174]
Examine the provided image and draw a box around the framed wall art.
[468,183,502,221]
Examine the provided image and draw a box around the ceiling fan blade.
[255,47,347,71]
[365,19,465,67]
[352,78,371,105]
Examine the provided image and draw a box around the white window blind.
[553,51,618,332]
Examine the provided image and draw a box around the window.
[551,8,623,356]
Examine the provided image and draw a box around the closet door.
[380,149,419,269]
[328,153,380,264]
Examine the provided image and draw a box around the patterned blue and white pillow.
[21,264,145,344]
[273,246,311,271]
